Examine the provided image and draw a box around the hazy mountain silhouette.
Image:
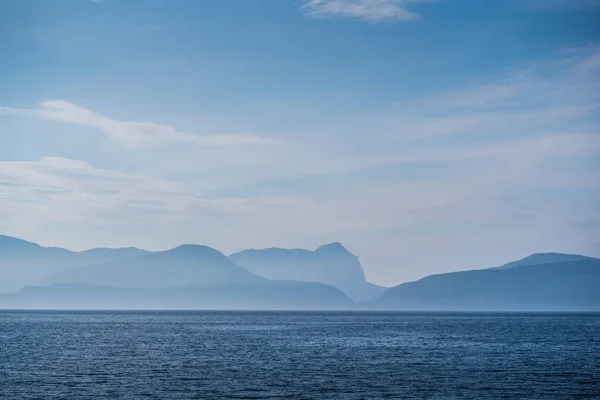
[45,244,263,288]
[229,242,385,301]
[4,235,599,311]
[367,258,600,311]
[0,235,149,292]
[0,281,354,310]
[492,252,595,269]
[0,235,71,257]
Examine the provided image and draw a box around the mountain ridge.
[492,252,596,270]
[367,259,600,311]
[0,280,354,310]
[45,244,263,288]
[0,235,150,292]
[0,235,149,255]
[2,234,599,311]
[229,242,386,302]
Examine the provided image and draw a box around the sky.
[1,0,599,286]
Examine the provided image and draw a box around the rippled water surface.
[1,311,599,399]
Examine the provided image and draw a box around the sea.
[0,311,598,399]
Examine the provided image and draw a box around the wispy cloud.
[2,124,597,278]
[301,0,434,23]
[0,156,201,218]
[1,100,276,149]
[389,45,600,140]
[1,46,599,284]
[0,156,314,250]
[574,50,600,73]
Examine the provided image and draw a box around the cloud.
[574,49,600,73]
[0,157,201,219]
[0,157,312,250]
[1,46,599,284]
[1,124,597,246]
[389,45,600,140]
[0,156,309,222]
[1,100,276,149]
[301,0,433,22]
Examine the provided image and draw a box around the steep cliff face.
[229,242,386,302]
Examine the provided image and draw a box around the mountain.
[77,247,150,263]
[493,252,595,269]
[0,235,71,258]
[367,259,600,311]
[0,281,354,310]
[7,234,597,311]
[229,242,386,302]
[46,244,263,288]
[0,235,149,292]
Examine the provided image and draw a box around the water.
[1,311,599,399]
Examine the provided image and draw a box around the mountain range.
[0,235,376,308]
[1,235,599,310]
[46,244,264,288]
[0,235,149,293]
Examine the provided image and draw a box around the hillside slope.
[46,244,263,288]
[0,280,354,310]
[367,259,600,311]
[0,235,149,292]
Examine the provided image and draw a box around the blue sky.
[1,0,599,285]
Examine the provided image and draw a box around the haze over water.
[1,311,599,399]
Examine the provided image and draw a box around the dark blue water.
[1,311,599,399]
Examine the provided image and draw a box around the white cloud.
[574,48,600,73]
[1,126,597,249]
[1,100,276,149]
[301,0,434,23]
[388,46,600,140]
[0,157,313,250]
[0,157,201,219]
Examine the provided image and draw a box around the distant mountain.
[493,252,595,269]
[77,247,150,263]
[367,259,600,311]
[0,281,354,310]
[0,235,149,293]
[0,235,71,258]
[229,242,386,302]
[7,234,597,311]
[46,244,263,288]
